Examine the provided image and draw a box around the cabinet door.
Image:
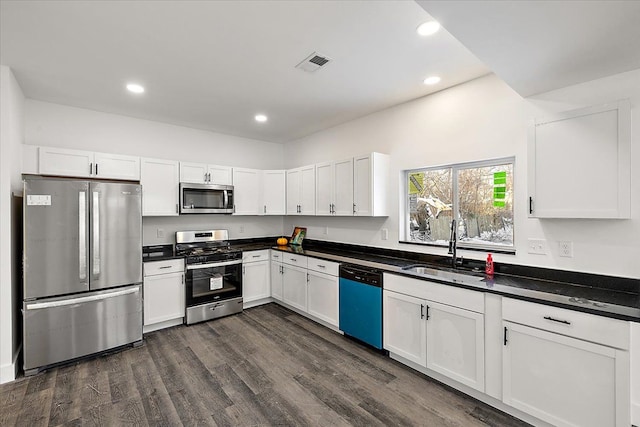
[143,272,184,325]
[208,165,233,185]
[232,168,260,215]
[354,153,389,217]
[286,168,301,215]
[243,261,270,302]
[179,162,208,184]
[270,261,284,301]
[503,321,629,427]
[307,270,338,327]
[94,152,140,180]
[333,158,354,215]
[353,154,372,216]
[426,301,485,392]
[383,290,427,367]
[262,170,286,215]
[299,165,316,215]
[140,158,179,216]
[315,162,333,216]
[282,265,307,312]
[39,147,94,178]
[528,100,630,218]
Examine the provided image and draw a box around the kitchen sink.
[401,264,483,284]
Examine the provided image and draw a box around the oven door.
[185,259,242,307]
[179,183,234,214]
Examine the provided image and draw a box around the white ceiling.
[3,1,638,144]
[0,0,488,143]
[417,1,640,97]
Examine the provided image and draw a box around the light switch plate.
[381,228,389,240]
[527,238,547,255]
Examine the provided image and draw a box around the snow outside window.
[405,158,514,252]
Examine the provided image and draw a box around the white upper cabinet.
[232,167,261,215]
[316,158,354,216]
[140,157,179,216]
[38,147,140,180]
[180,162,233,185]
[262,170,286,215]
[353,153,389,217]
[528,100,631,218]
[287,164,315,215]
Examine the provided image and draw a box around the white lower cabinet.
[426,301,485,391]
[143,259,185,332]
[383,290,427,366]
[383,273,485,393]
[502,298,630,427]
[270,252,284,301]
[307,269,339,327]
[282,264,307,312]
[242,250,270,306]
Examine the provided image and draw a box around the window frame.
[402,156,516,254]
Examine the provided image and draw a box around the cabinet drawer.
[144,259,184,277]
[384,273,484,313]
[307,258,339,276]
[502,298,629,349]
[283,253,307,268]
[271,250,284,262]
[243,250,269,263]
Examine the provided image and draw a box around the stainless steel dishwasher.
[338,264,383,349]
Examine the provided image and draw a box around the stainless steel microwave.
[179,183,234,214]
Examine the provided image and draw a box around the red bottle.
[485,253,494,277]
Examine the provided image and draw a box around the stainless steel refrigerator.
[23,176,143,375]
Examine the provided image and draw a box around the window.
[404,158,514,252]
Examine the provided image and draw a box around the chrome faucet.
[448,219,463,268]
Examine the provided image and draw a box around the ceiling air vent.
[295,52,331,73]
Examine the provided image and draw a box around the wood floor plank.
[1,303,530,427]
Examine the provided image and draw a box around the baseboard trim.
[0,344,21,384]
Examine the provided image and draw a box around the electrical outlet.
[156,228,165,238]
[239,225,245,234]
[558,241,573,257]
[527,238,547,255]
[381,228,389,240]
[324,226,329,235]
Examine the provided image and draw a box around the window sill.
[398,240,516,255]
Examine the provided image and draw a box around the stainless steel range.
[176,230,243,324]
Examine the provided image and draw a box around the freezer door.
[90,182,142,290]
[24,178,90,299]
[23,285,143,372]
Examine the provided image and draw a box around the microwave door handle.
[224,190,229,210]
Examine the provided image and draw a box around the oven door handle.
[186,259,243,270]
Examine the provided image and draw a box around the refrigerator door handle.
[92,191,100,276]
[79,191,87,281]
[25,287,140,310]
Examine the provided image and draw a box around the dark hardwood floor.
[1,303,529,426]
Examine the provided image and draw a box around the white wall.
[0,65,25,383]
[24,101,287,244]
[283,72,639,279]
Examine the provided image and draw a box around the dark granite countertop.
[270,243,639,322]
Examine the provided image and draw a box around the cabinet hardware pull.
[159,265,172,269]
[181,275,184,284]
[176,203,179,213]
[529,197,533,214]
[426,305,430,320]
[420,304,425,319]
[264,205,267,213]
[89,162,93,175]
[95,163,98,175]
[353,203,356,214]
[243,266,246,274]
[504,326,508,345]
[204,173,208,182]
[317,265,325,268]
[543,316,571,325]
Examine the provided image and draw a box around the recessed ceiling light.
[126,83,145,94]
[423,76,441,85]
[255,114,268,123]
[417,21,440,36]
